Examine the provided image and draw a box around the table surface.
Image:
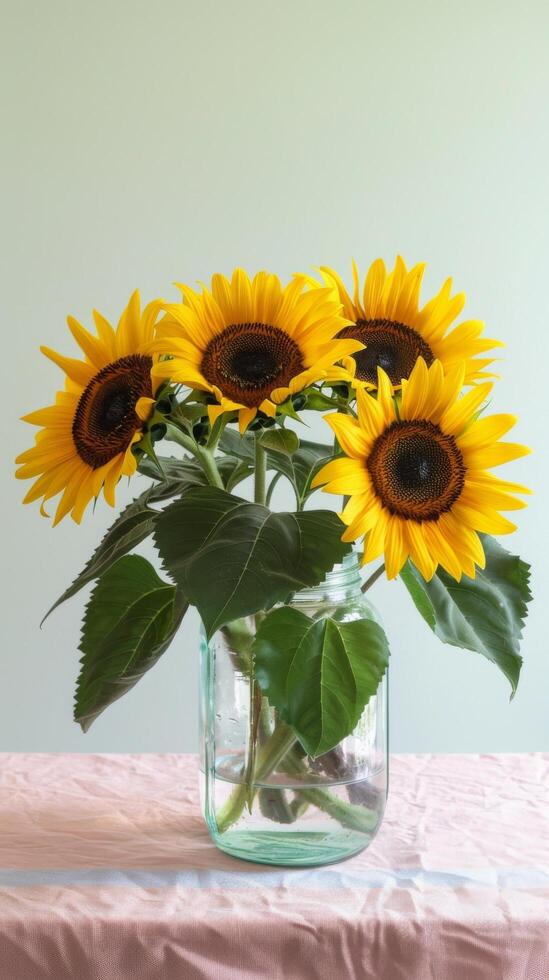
[0,753,548,980]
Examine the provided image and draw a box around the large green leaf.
[154,486,351,637]
[254,607,390,757]
[43,477,187,623]
[75,555,186,731]
[44,449,254,623]
[400,535,532,696]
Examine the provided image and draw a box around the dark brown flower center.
[72,354,153,468]
[338,318,434,385]
[367,420,465,521]
[200,323,304,407]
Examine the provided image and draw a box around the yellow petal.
[231,268,253,322]
[135,396,156,422]
[461,442,531,469]
[457,414,517,449]
[103,456,125,507]
[52,468,88,526]
[66,316,110,370]
[375,367,395,424]
[363,258,387,317]
[459,485,527,512]
[422,522,464,580]
[92,310,116,352]
[40,346,93,388]
[393,261,425,324]
[270,386,292,405]
[406,521,437,581]
[341,491,371,525]
[384,517,409,579]
[259,399,277,418]
[121,435,140,476]
[362,511,389,564]
[208,403,228,425]
[21,405,73,427]
[356,387,386,440]
[383,256,407,320]
[311,457,371,494]
[116,289,142,357]
[452,502,517,535]
[342,498,382,541]
[22,459,79,504]
[326,413,370,459]
[415,278,465,341]
[238,407,257,434]
[464,471,531,497]
[400,357,430,419]
[151,358,211,391]
[72,471,98,523]
[440,382,494,436]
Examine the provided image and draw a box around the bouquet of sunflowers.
[16,258,531,778]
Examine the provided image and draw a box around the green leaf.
[399,564,436,629]
[75,555,186,732]
[43,477,187,622]
[219,429,255,461]
[258,428,300,455]
[138,454,208,483]
[303,391,340,411]
[276,399,303,422]
[278,442,334,503]
[222,459,255,492]
[154,486,351,637]
[219,430,332,500]
[254,608,390,757]
[216,456,255,490]
[171,402,209,422]
[45,450,255,623]
[138,452,250,492]
[400,535,532,696]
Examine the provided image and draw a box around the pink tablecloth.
[0,753,548,980]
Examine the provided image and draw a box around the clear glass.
[199,552,388,866]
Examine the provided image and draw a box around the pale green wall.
[1,0,547,753]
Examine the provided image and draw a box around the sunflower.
[306,257,501,389]
[152,268,362,433]
[16,291,161,525]
[312,358,530,581]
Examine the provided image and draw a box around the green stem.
[164,423,224,489]
[280,748,377,832]
[195,445,225,489]
[296,788,378,832]
[221,620,254,674]
[215,720,378,835]
[206,413,228,452]
[216,783,248,834]
[254,722,297,781]
[254,434,267,505]
[164,421,199,456]
[216,723,297,833]
[244,680,262,810]
[361,562,385,594]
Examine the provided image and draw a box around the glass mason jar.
[199,552,388,867]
